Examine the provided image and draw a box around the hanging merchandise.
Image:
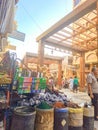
[0,52,14,84]
[17,76,47,94]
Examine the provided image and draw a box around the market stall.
[36,0,98,91]
[0,51,93,130]
[0,0,98,130]
[23,52,63,86]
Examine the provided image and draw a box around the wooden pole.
[96,1,98,64]
[57,60,62,88]
[90,63,93,72]
[80,52,85,91]
[38,40,44,72]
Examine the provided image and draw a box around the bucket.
[83,106,94,130]
[54,108,68,130]
[35,107,54,130]
[68,108,83,130]
[11,106,36,130]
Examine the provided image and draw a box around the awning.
[36,0,97,53]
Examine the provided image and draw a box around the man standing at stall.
[87,67,98,120]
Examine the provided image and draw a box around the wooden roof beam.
[59,34,83,44]
[49,36,76,46]
[59,27,87,42]
[80,36,97,45]
[87,40,97,47]
[71,40,95,50]
[82,17,96,26]
[45,40,82,53]
[61,29,84,42]
[67,22,96,39]
[85,43,97,50]
[47,29,96,52]
[71,45,88,51]
[36,0,96,42]
[57,26,90,42]
[72,36,97,48]
[68,16,97,37]
[74,22,96,35]
[48,39,91,52]
[55,30,86,42]
[27,58,59,65]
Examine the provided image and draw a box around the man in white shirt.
[87,67,98,120]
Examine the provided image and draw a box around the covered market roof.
[36,0,98,53]
[25,52,63,62]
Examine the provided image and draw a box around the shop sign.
[8,30,25,42]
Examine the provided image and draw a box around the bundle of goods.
[68,107,83,130]
[53,102,65,108]
[0,51,16,85]
[0,51,16,77]
[17,91,80,109]
[17,92,67,107]
[18,77,47,94]
[0,73,12,84]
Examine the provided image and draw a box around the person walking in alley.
[73,76,79,93]
[69,77,74,91]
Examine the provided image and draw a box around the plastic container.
[54,108,68,130]
[11,106,36,130]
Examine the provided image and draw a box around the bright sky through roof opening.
[9,0,73,59]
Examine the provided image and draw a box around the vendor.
[87,67,98,120]
[45,84,59,95]
[48,77,54,87]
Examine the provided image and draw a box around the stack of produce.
[17,91,80,109]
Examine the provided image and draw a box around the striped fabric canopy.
[0,0,16,34]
